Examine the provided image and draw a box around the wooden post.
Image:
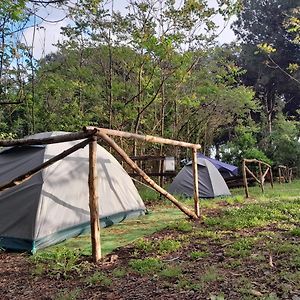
[242,159,249,198]
[192,148,200,218]
[88,136,101,262]
[96,131,198,219]
[288,168,292,183]
[278,168,282,184]
[269,167,274,188]
[258,162,264,192]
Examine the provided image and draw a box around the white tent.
[0,132,146,252]
[168,157,231,198]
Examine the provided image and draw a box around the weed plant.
[129,257,164,275]
[31,247,82,278]
[54,288,81,300]
[157,238,182,254]
[85,272,112,287]
[190,251,209,260]
[167,220,193,232]
[159,265,182,279]
[111,267,127,278]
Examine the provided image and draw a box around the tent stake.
[88,136,101,262]
[192,148,200,217]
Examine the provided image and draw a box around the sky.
[22,0,237,60]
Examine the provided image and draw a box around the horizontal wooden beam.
[243,158,271,168]
[84,126,201,149]
[130,155,168,161]
[128,172,176,177]
[0,131,95,147]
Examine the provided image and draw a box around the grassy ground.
[42,180,300,257]
[1,179,299,299]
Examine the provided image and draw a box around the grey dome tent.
[196,153,239,179]
[168,157,231,198]
[0,132,146,252]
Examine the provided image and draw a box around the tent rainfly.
[0,132,146,252]
[196,153,239,179]
[168,157,231,198]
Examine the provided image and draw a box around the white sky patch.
[207,0,237,44]
[22,19,68,60]
[213,13,237,45]
[22,3,71,59]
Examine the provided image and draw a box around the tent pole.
[88,136,101,262]
[192,148,200,218]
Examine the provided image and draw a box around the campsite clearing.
[0,180,300,300]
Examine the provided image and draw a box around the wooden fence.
[0,126,202,262]
[242,159,274,198]
[278,165,297,183]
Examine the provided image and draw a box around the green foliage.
[129,257,164,275]
[85,272,112,286]
[134,238,154,253]
[285,9,300,44]
[221,124,272,166]
[167,220,193,232]
[54,288,81,300]
[256,43,277,54]
[111,267,127,278]
[209,294,225,300]
[226,237,254,258]
[0,0,26,21]
[225,195,244,205]
[157,238,182,254]
[200,267,221,283]
[31,247,82,279]
[267,115,300,168]
[267,241,300,255]
[137,185,160,203]
[176,278,201,291]
[232,0,300,159]
[159,265,182,279]
[133,236,182,256]
[290,227,300,237]
[205,198,300,230]
[190,251,209,260]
